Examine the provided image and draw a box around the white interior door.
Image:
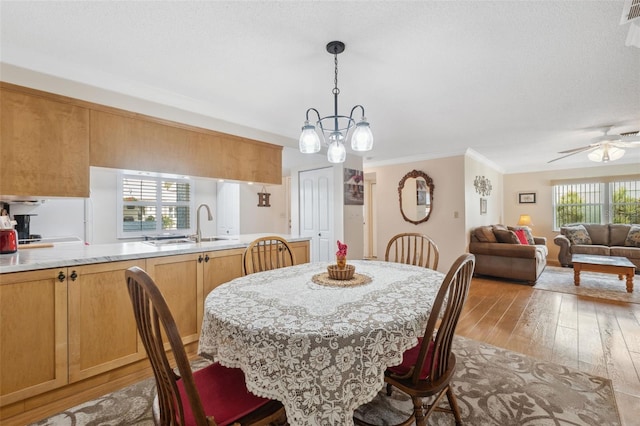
[216,182,239,236]
[299,167,333,262]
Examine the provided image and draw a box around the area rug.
[31,336,620,426]
[534,266,639,304]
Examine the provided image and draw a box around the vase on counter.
[336,254,347,270]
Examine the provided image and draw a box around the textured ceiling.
[1,1,639,173]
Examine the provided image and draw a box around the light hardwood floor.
[460,275,640,425]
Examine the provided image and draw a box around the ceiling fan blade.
[547,146,595,163]
[557,145,595,154]
[612,141,640,148]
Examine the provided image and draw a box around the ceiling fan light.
[299,121,321,154]
[608,147,625,161]
[351,118,373,151]
[588,146,625,162]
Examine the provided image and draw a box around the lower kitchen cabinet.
[203,248,245,297]
[0,268,68,406]
[68,260,146,383]
[290,240,310,265]
[145,253,203,345]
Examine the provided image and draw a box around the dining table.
[198,259,444,426]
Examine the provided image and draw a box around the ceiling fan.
[548,126,640,163]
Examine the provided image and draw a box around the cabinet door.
[290,241,310,265]
[0,269,68,405]
[0,86,90,197]
[67,261,146,383]
[145,254,203,344]
[203,249,244,298]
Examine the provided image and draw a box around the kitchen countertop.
[0,234,311,274]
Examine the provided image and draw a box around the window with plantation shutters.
[552,179,640,229]
[118,173,193,238]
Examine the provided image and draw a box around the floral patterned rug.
[32,336,620,426]
[534,266,639,304]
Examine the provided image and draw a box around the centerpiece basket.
[327,264,355,280]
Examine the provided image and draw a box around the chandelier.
[299,41,373,163]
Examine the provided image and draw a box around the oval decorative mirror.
[398,169,434,225]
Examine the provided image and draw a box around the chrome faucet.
[195,203,213,243]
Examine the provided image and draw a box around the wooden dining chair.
[243,236,295,275]
[385,233,440,270]
[125,266,286,426]
[355,253,475,426]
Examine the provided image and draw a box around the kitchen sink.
[143,238,195,246]
[199,236,238,242]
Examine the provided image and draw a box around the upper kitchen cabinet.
[90,110,283,184]
[0,84,90,197]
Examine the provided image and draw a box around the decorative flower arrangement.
[336,240,348,269]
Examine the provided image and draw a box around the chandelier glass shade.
[299,41,373,163]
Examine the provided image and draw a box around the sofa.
[469,225,548,284]
[554,223,640,271]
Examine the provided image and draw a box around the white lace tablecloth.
[198,260,443,426]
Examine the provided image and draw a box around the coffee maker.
[13,214,36,243]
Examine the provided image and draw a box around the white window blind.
[552,179,640,229]
[118,174,193,238]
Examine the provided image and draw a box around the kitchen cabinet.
[203,248,245,297]
[290,240,310,265]
[90,109,283,184]
[145,253,203,345]
[67,260,146,383]
[0,269,68,406]
[0,84,90,197]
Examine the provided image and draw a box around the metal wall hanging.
[474,176,492,196]
[257,186,271,207]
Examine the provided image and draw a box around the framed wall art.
[518,192,536,204]
[344,168,364,205]
[480,198,487,215]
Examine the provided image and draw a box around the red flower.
[336,240,348,257]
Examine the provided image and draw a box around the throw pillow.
[494,229,520,244]
[509,226,535,245]
[474,226,497,243]
[624,225,640,248]
[563,225,592,245]
[514,229,530,245]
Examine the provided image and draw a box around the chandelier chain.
[333,52,340,95]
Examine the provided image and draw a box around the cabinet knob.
[198,255,204,263]
[204,254,210,262]
[57,271,66,282]
[70,270,78,281]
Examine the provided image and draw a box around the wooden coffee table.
[572,254,636,293]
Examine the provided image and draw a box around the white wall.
[464,153,504,230]
[366,156,467,273]
[239,179,289,234]
[504,164,640,265]
[8,198,85,241]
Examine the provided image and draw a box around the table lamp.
[517,214,533,227]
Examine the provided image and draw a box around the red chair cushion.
[388,338,435,380]
[177,362,271,426]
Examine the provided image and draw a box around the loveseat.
[554,223,640,271]
[469,225,548,284]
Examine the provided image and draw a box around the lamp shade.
[517,214,533,227]
[299,121,321,154]
[327,140,346,163]
[351,118,373,151]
